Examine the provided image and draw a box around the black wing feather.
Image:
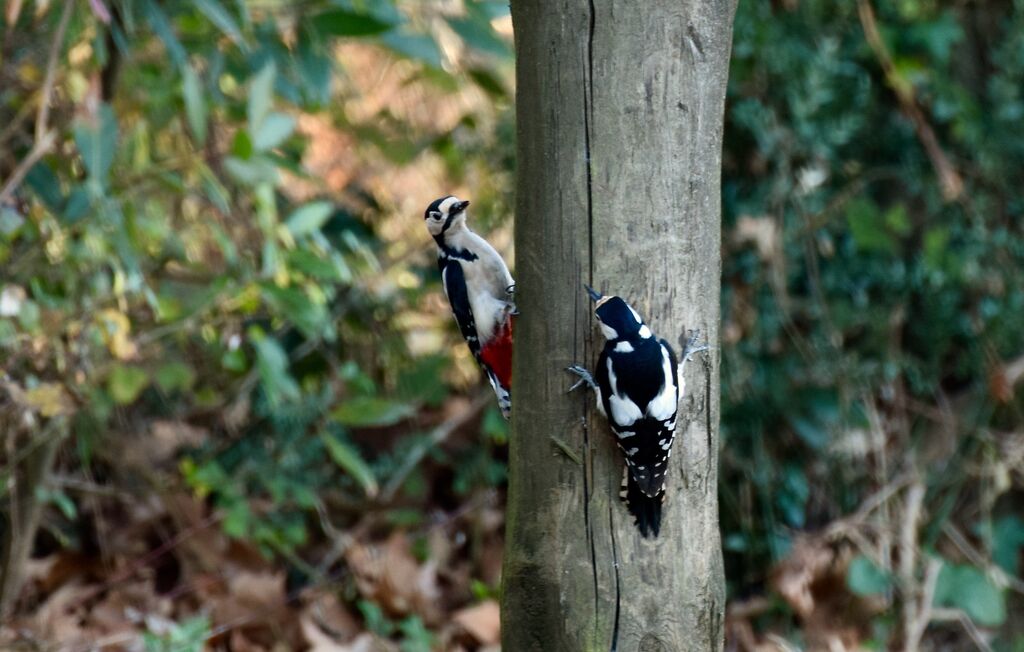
[439,258,483,362]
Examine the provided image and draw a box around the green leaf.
[923,227,950,270]
[993,516,1024,576]
[182,65,207,145]
[286,248,345,281]
[884,203,911,236]
[73,104,119,185]
[311,10,392,37]
[143,0,186,69]
[251,333,300,405]
[332,396,414,427]
[846,198,896,255]
[223,156,279,186]
[247,63,276,134]
[321,432,378,497]
[847,555,890,596]
[253,112,295,151]
[154,361,196,392]
[446,14,511,58]
[285,201,333,236]
[194,0,245,47]
[108,365,149,405]
[260,284,330,339]
[468,68,508,97]
[482,407,508,444]
[934,562,1006,627]
[378,30,443,68]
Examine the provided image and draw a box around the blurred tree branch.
[857,0,964,202]
[0,0,72,205]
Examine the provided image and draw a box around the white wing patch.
[607,356,642,426]
[646,343,678,421]
[614,341,634,353]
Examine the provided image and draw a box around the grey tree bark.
[502,1,736,650]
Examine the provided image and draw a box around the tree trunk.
[502,1,736,650]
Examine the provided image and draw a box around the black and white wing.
[439,257,482,362]
[597,338,680,538]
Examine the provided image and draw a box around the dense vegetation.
[1,0,1022,649]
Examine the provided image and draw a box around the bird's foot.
[504,284,520,316]
[681,329,710,365]
[565,364,598,393]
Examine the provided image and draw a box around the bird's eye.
[429,211,441,220]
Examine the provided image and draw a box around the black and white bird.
[567,285,707,537]
[424,195,515,419]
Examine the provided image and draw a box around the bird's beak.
[453,200,470,213]
[584,284,603,302]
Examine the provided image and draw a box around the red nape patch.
[480,315,514,389]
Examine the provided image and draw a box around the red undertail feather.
[479,315,513,390]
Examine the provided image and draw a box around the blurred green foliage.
[721,0,1024,642]
[4,0,1024,646]
[1,0,512,560]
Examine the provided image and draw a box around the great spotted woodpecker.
[424,196,515,419]
[567,285,707,538]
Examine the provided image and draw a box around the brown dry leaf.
[770,537,874,651]
[770,536,835,617]
[733,215,781,263]
[301,613,349,652]
[133,420,208,466]
[231,569,286,609]
[343,633,400,652]
[346,533,442,624]
[231,629,269,652]
[300,589,361,643]
[88,580,162,644]
[31,580,99,644]
[452,600,500,645]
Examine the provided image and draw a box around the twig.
[930,608,994,652]
[0,130,57,206]
[379,392,491,502]
[857,0,963,201]
[0,0,73,206]
[905,556,942,652]
[899,480,925,652]
[550,435,582,465]
[35,0,73,143]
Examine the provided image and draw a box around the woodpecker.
[424,195,515,419]
[567,285,707,538]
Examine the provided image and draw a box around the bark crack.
[608,502,622,652]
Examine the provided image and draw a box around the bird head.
[585,285,650,341]
[424,195,470,237]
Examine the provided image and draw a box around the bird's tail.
[621,470,663,538]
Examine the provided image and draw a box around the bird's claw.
[503,284,520,316]
[681,329,709,364]
[565,364,597,393]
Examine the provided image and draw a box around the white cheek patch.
[600,323,619,340]
[614,341,634,353]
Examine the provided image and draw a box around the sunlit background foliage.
[1,0,1023,649]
